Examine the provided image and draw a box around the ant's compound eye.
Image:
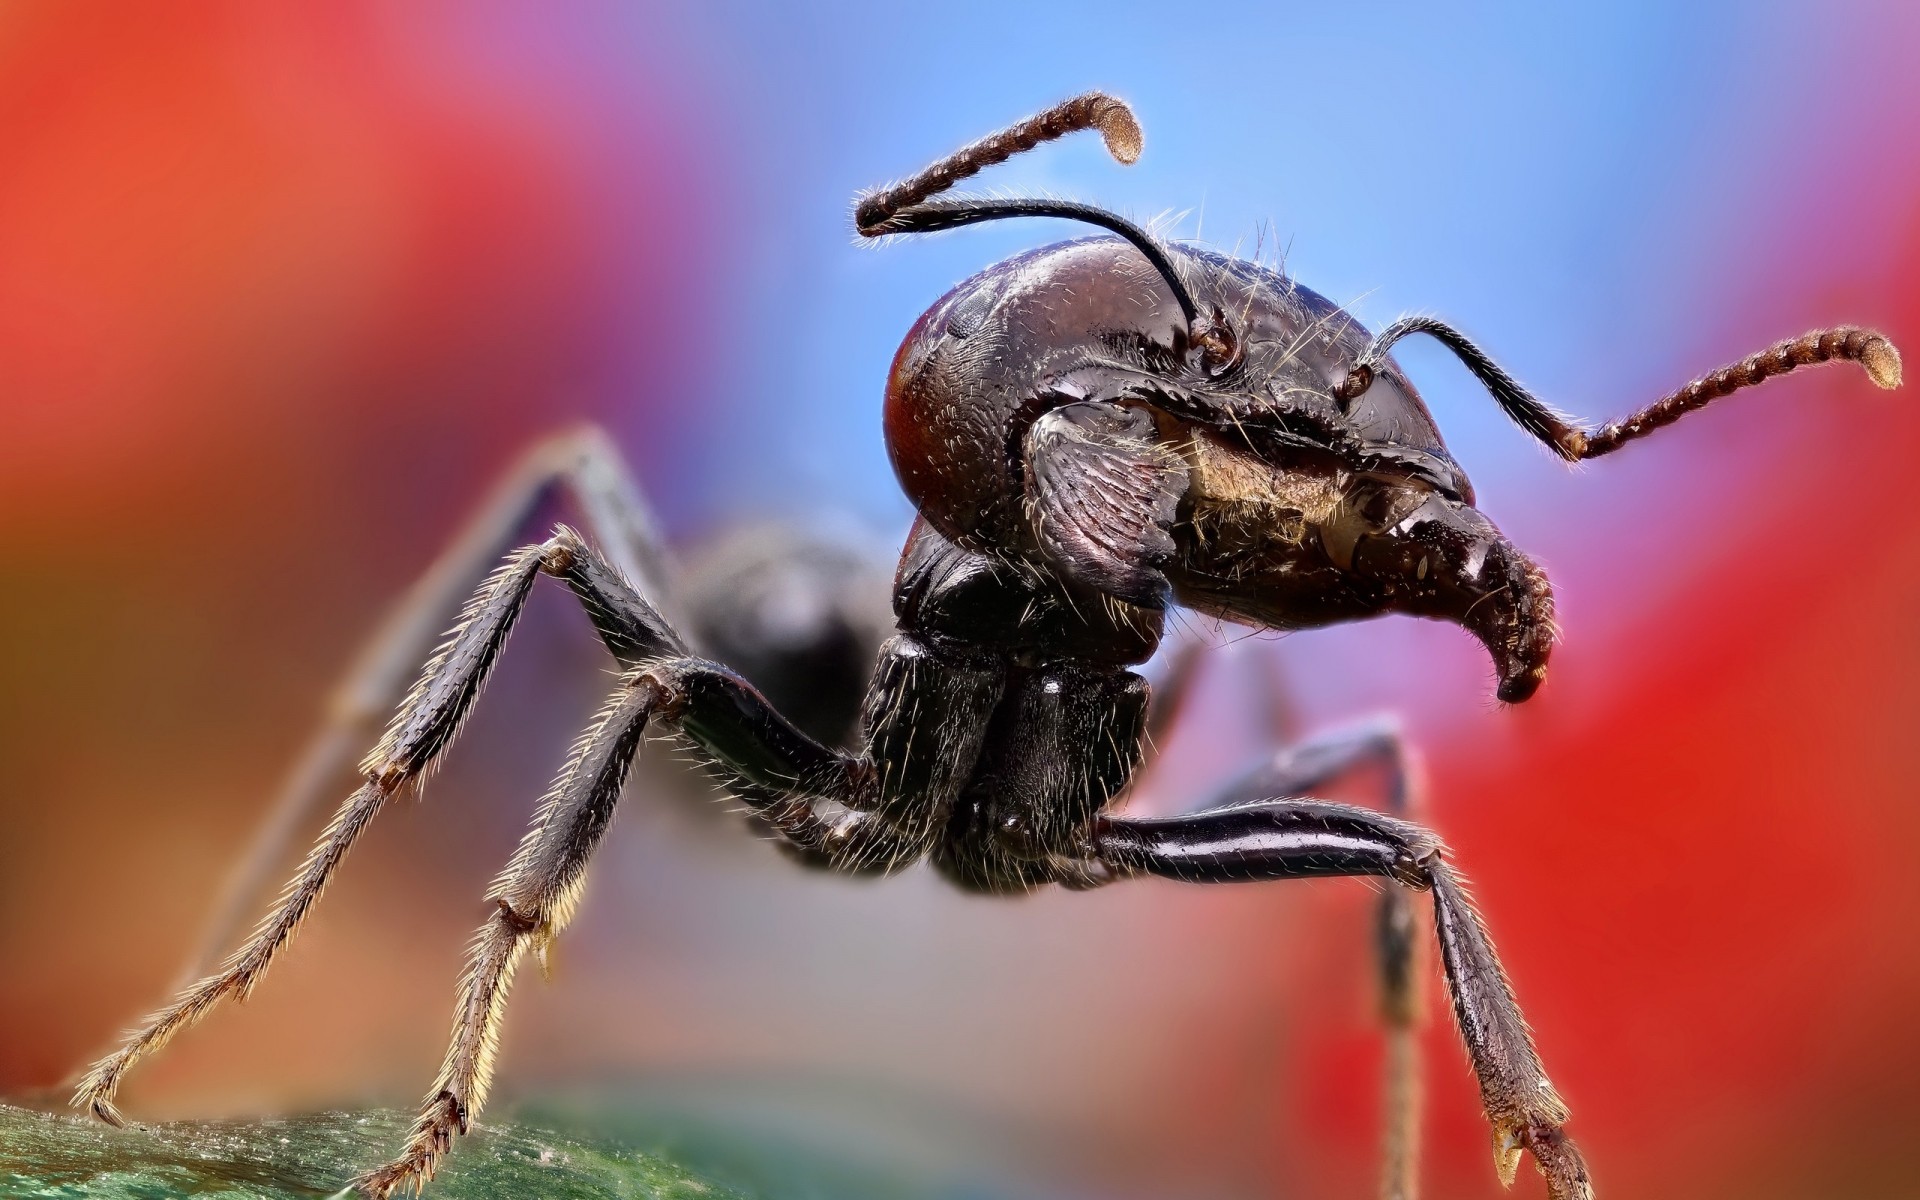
[1193,311,1242,378]
[1347,474,1434,531]
[1334,364,1374,406]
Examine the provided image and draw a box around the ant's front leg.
[1137,634,1424,1198]
[1092,799,1590,1200]
[353,670,670,1198]
[177,425,677,988]
[356,636,1001,1195]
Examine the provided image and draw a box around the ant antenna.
[1340,316,1901,461]
[856,93,1202,330]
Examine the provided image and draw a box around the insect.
[74,93,1901,1199]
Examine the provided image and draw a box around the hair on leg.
[74,514,684,1126]
[73,540,558,1125]
[176,426,681,989]
[355,676,666,1199]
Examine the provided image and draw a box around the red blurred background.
[3,5,1917,1199]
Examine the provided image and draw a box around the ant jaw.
[1434,529,1554,704]
[1495,647,1552,704]
[1345,493,1557,703]
[1471,542,1556,704]
[1498,666,1548,703]
[1169,433,1554,701]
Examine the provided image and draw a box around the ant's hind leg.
[355,674,668,1199]
[177,426,677,988]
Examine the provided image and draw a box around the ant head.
[861,95,1555,699]
[865,92,1897,702]
[1132,258,1554,703]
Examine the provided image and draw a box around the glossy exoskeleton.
[77,93,1902,1200]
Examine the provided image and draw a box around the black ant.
[76,94,1901,1199]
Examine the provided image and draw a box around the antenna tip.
[1860,333,1902,389]
[1089,95,1142,165]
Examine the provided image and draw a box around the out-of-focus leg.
[75,535,562,1123]
[1182,717,1424,1199]
[1092,799,1588,1200]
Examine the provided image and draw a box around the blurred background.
[3,2,1917,1198]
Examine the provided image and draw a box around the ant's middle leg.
[1138,638,1422,1199]
[1197,719,1424,1200]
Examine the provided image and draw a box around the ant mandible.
[76,93,1901,1200]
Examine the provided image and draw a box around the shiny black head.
[864,93,1899,703]
[882,233,1556,701]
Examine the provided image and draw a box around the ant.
[75,93,1901,1199]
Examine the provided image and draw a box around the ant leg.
[1092,800,1590,1200]
[1201,717,1409,811]
[1200,719,1424,1200]
[357,635,1002,1194]
[74,519,693,1125]
[354,674,667,1199]
[1377,870,1421,1200]
[177,425,675,987]
[1136,635,1419,1194]
[74,535,570,1124]
[1139,630,1300,783]
[80,513,989,1200]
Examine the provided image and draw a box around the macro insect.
[75,93,1901,1200]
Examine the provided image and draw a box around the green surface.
[0,1104,747,1199]
[0,1092,1032,1200]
